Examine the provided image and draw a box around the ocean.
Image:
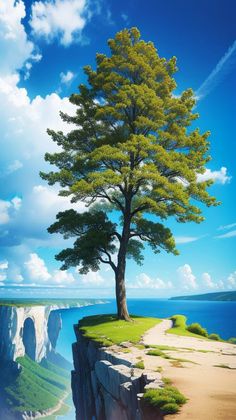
[57,298,236,362]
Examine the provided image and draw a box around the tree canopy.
[41,28,217,319]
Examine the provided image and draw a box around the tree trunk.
[115,258,130,321]
[115,204,131,321]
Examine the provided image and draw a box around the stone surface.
[0,305,62,362]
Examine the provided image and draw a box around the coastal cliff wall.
[0,305,61,362]
[72,326,163,420]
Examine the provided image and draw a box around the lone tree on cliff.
[41,28,217,320]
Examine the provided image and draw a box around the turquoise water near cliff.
[56,298,236,362]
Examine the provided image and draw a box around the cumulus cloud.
[197,167,231,184]
[30,0,92,46]
[129,273,173,289]
[227,271,236,289]
[24,253,75,285]
[0,197,21,225]
[0,0,34,76]
[177,264,197,289]
[24,253,51,282]
[202,272,217,289]
[79,271,107,287]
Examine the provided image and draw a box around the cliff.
[0,305,62,362]
[72,324,164,420]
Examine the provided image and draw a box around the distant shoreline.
[170,291,236,301]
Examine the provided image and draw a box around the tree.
[41,28,217,320]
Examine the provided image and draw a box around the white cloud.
[51,269,75,284]
[197,167,231,184]
[216,230,236,239]
[0,0,34,76]
[218,222,236,231]
[129,273,173,289]
[30,0,91,46]
[177,264,197,289]
[227,271,236,289]
[0,260,8,270]
[196,39,236,100]
[0,197,21,225]
[6,160,23,175]
[60,70,74,84]
[79,271,107,287]
[24,253,51,282]
[175,236,201,244]
[24,252,75,285]
[202,272,216,289]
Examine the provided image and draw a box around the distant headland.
[170,291,236,301]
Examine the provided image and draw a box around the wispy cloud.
[218,222,236,231]
[215,230,236,239]
[196,39,236,99]
[175,236,201,244]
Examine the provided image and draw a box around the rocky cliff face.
[0,305,62,363]
[72,325,163,420]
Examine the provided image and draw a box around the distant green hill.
[0,356,71,418]
[170,291,236,301]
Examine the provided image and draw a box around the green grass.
[4,356,70,413]
[135,360,145,369]
[146,348,171,359]
[143,385,187,415]
[167,315,209,339]
[79,314,161,347]
[214,364,231,369]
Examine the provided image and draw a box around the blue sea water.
[56,298,236,361]
[56,298,236,419]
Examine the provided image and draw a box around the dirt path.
[139,320,236,419]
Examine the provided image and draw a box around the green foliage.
[168,315,209,339]
[208,333,221,341]
[79,314,161,346]
[4,356,70,413]
[41,27,217,287]
[186,323,208,337]
[135,360,145,369]
[143,385,187,414]
[228,337,236,344]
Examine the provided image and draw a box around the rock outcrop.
[0,305,62,362]
[72,324,163,420]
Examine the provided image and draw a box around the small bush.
[186,323,208,337]
[228,337,236,344]
[170,315,187,329]
[143,385,187,415]
[208,333,220,341]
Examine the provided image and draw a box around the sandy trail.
[141,319,236,419]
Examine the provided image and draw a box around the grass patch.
[135,360,145,369]
[146,349,171,359]
[214,364,231,369]
[155,366,163,373]
[143,385,187,415]
[228,337,236,344]
[79,314,161,347]
[168,315,209,339]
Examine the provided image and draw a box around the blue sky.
[0,0,235,298]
